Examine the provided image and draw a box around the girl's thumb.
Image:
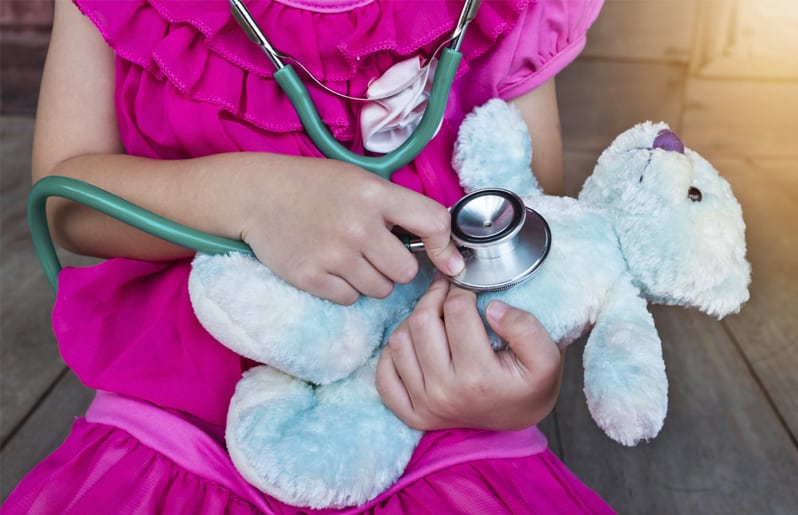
[485,300,559,367]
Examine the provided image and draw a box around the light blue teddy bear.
[188,99,750,509]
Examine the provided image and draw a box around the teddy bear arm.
[190,252,431,384]
[583,277,668,446]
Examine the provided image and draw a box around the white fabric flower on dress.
[360,57,439,153]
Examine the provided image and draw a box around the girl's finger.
[375,348,415,422]
[442,286,496,373]
[291,270,360,306]
[381,189,464,277]
[485,300,560,372]
[342,255,394,299]
[384,326,425,399]
[412,276,451,310]
[407,278,454,379]
[363,230,419,285]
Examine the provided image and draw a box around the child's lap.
[3,404,614,514]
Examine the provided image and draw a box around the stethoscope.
[399,188,550,292]
[28,0,550,294]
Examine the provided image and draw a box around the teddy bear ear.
[453,99,541,197]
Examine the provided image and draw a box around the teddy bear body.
[479,194,668,444]
[188,99,750,508]
[482,194,625,345]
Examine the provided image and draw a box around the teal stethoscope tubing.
[29,2,474,292]
[274,50,460,179]
[234,0,471,179]
[28,176,255,292]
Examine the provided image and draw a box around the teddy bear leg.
[582,281,668,446]
[226,361,421,509]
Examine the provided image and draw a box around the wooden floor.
[2,1,797,513]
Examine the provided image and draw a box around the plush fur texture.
[188,99,750,508]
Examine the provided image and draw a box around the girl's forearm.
[510,78,564,196]
[39,151,290,261]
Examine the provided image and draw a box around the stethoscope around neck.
[28,0,550,294]
[227,0,478,180]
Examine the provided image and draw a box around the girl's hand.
[375,278,562,431]
[235,157,464,305]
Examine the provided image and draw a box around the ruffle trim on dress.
[74,0,526,135]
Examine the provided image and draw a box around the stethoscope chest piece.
[448,188,550,292]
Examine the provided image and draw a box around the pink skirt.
[4,392,614,514]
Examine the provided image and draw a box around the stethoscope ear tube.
[229,0,467,179]
[28,176,254,292]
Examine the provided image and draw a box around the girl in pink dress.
[5,0,614,513]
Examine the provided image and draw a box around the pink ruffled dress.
[5,1,613,513]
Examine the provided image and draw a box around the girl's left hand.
[375,278,563,431]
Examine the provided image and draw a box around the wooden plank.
[538,410,562,460]
[0,117,67,442]
[711,156,798,439]
[0,30,50,115]
[563,148,603,198]
[557,59,687,153]
[554,307,798,514]
[582,0,696,63]
[0,371,94,501]
[689,0,798,80]
[681,79,798,160]
[0,0,54,25]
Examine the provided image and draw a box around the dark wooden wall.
[0,0,53,114]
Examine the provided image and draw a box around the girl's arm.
[511,77,564,196]
[35,0,463,305]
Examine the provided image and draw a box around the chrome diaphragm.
[448,188,550,292]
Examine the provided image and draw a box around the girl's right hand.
[235,156,465,305]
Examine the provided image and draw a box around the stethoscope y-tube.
[227,0,481,179]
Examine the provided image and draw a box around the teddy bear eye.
[688,187,702,202]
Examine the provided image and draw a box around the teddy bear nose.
[652,129,684,153]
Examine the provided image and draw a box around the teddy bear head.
[452,100,750,319]
[578,122,751,318]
